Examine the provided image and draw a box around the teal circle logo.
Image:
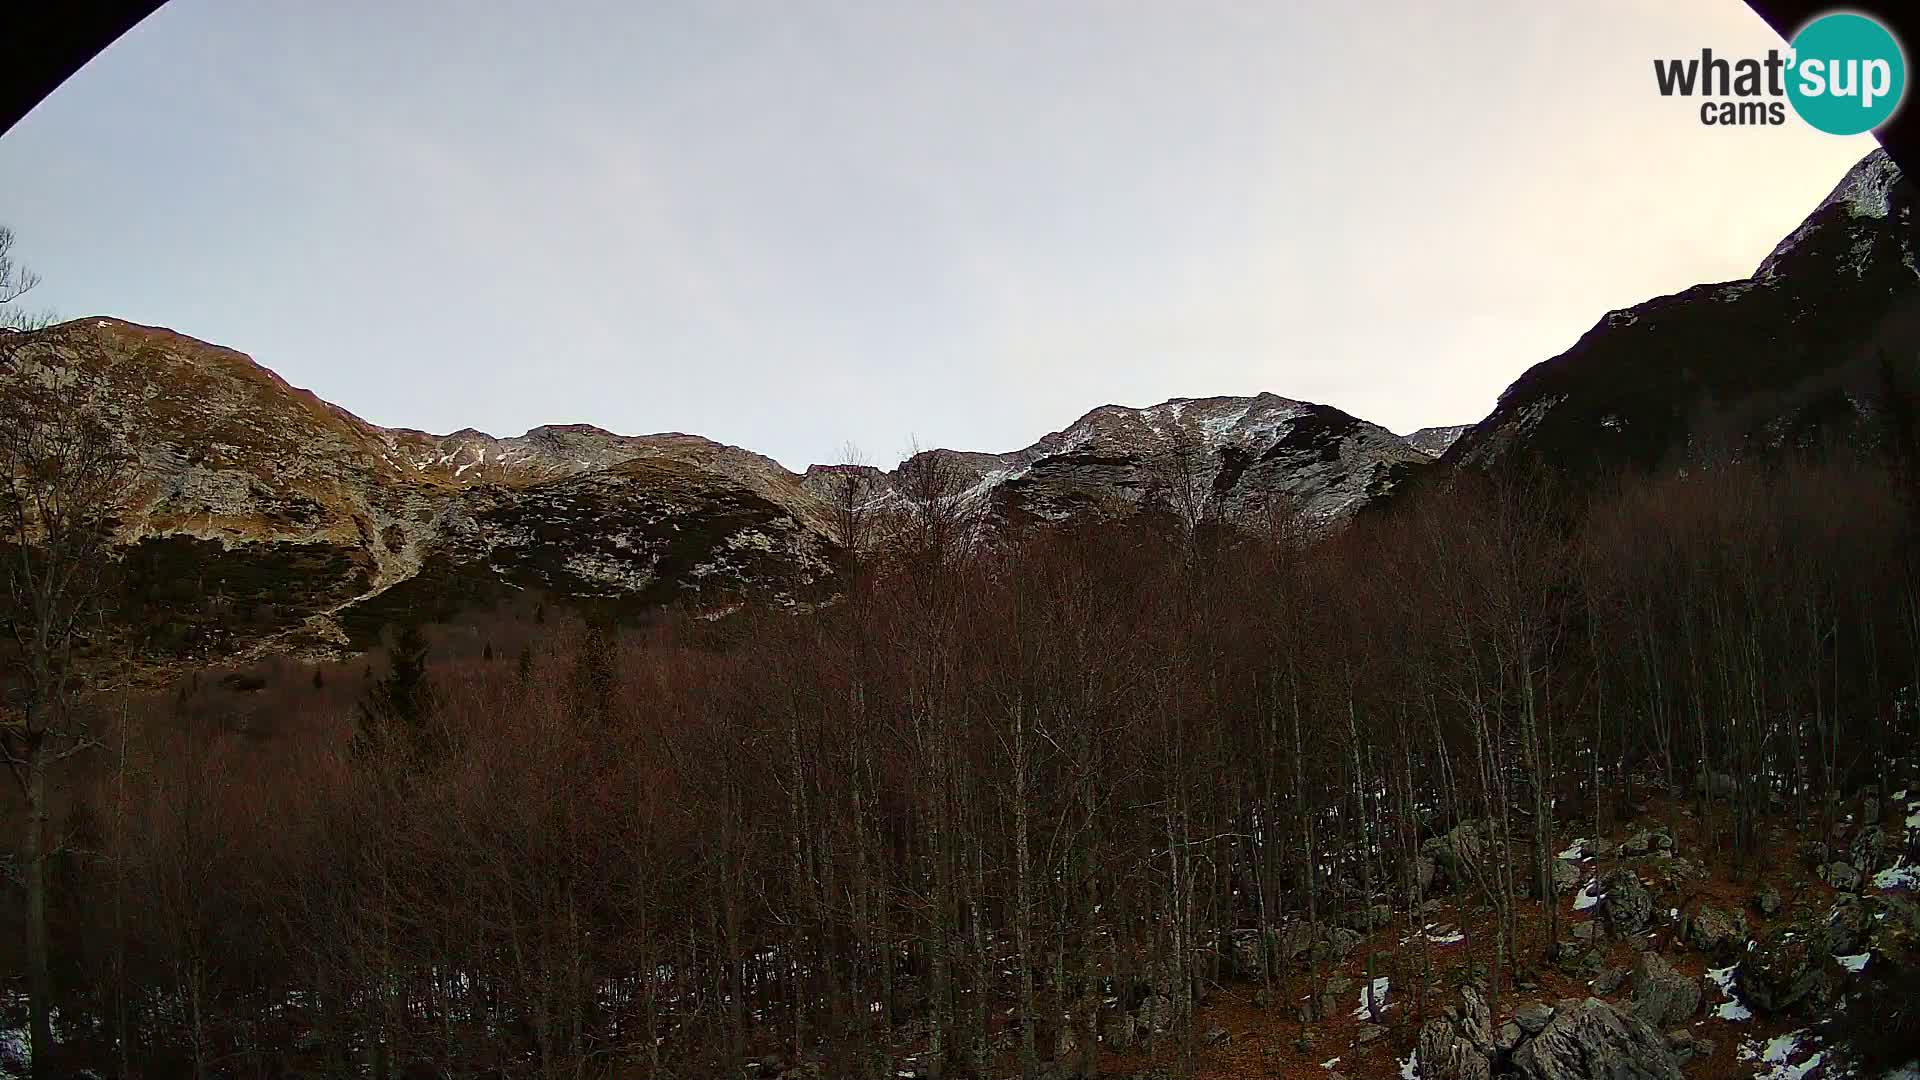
[1787,13,1906,135]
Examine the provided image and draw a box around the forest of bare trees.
[4,438,1917,1080]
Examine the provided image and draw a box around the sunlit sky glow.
[0,1,1879,469]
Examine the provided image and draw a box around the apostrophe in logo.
[1786,12,1906,135]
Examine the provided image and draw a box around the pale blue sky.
[0,1,1880,468]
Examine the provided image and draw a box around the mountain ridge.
[1,318,1446,667]
[10,147,1911,669]
[1442,147,1920,479]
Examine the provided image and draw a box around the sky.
[0,1,1884,470]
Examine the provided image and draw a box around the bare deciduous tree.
[0,226,51,332]
[0,361,134,1080]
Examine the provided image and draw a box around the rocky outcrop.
[1418,1017,1492,1080]
[1421,822,1488,893]
[1,320,843,665]
[1738,926,1834,1014]
[1850,824,1895,874]
[1402,424,1472,458]
[1820,860,1864,892]
[1618,829,1674,858]
[1627,953,1700,1028]
[1511,998,1682,1080]
[1598,869,1653,937]
[1683,905,1747,959]
[812,393,1436,532]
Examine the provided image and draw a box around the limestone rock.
[1417,1018,1491,1080]
[1600,869,1653,937]
[1512,997,1682,1080]
[1628,953,1700,1028]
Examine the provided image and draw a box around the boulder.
[1628,953,1700,1028]
[1592,966,1629,995]
[1138,994,1175,1035]
[1339,903,1394,934]
[1754,885,1783,917]
[1278,921,1319,962]
[1737,927,1832,1014]
[1696,770,1737,799]
[1417,1018,1492,1080]
[1850,825,1893,874]
[1355,1023,1388,1045]
[1459,984,1492,1049]
[1665,1029,1715,1064]
[1414,854,1438,897]
[1619,829,1674,858]
[1600,869,1654,937]
[1552,859,1579,895]
[1228,929,1264,978]
[1514,1002,1555,1035]
[1684,905,1747,959]
[1551,942,1604,979]
[1495,1020,1524,1053]
[1320,927,1363,963]
[1869,894,1920,939]
[1422,823,1486,890]
[1820,860,1863,892]
[1822,895,1873,956]
[1512,997,1683,1080]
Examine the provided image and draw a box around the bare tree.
[0,359,134,1080]
[1146,420,1219,541]
[892,440,985,576]
[821,441,882,584]
[0,226,51,331]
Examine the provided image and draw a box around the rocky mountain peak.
[1444,147,1920,477]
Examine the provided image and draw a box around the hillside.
[1443,149,1920,479]
[1,323,1447,664]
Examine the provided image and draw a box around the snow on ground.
[1353,976,1391,1018]
[1839,953,1870,973]
[1875,864,1920,891]
[1401,922,1466,946]
[1741,1030,1825,1080]
[1573,880,1603,912]
[1556,839,1588,861]
[1707,964,1753,1021]
[1321,1057,1341,1069]
[1399,1051,1419,1079]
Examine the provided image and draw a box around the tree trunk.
[25,747,53,1080]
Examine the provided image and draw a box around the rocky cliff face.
[1444,148,1920,478]
[1403,424,1472,459]
[804,393,1436,529]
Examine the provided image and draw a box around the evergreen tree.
[572,613,617,722]
[356,624,437,759]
